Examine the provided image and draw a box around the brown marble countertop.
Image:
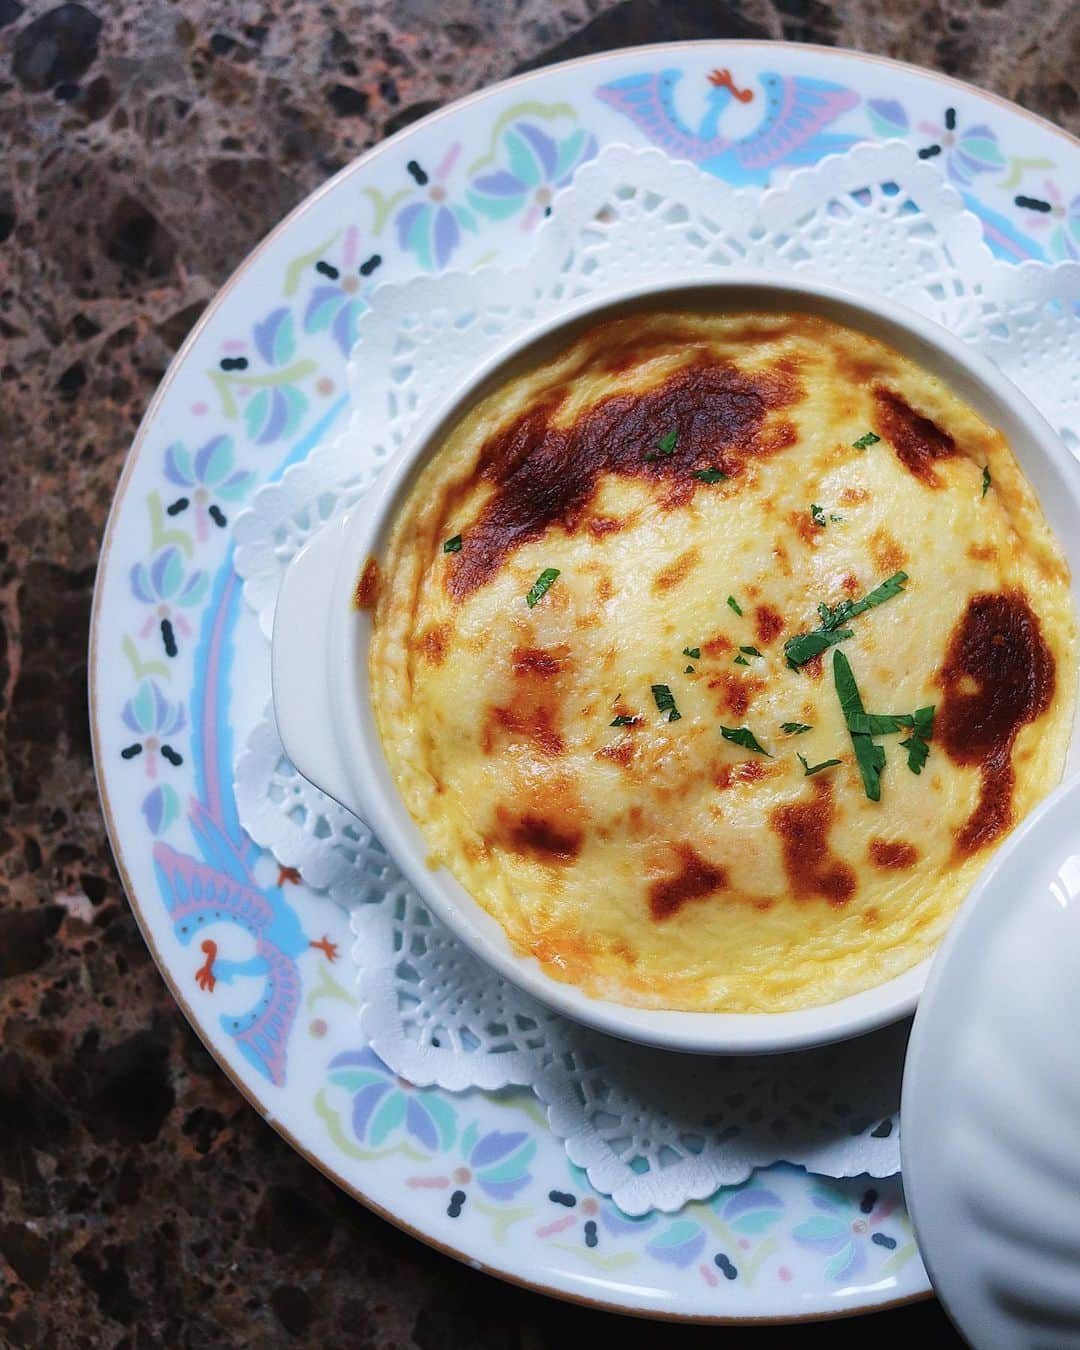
[1,1,1077,1344]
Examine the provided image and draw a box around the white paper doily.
[234,141,1080,1214]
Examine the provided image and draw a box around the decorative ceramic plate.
[90,41,1080,1323]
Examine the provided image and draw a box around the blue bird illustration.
[596,67,860,187]
[151,569,337,1088]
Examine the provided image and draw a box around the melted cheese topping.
[368,312,1076,1013]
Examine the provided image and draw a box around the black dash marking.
[120,743,143,760]
[406,160,428,186]
[1015,194,1052,213]
[161,745,184,767]
[219,356,248,371]
[208,504,227,529]
[166,496,189,516]
[548,1190,576,1208]
[315,260,340,279]
[583,1220,598,1248]
[860,1188,878,1214]
[944,107,957,132]
[161,618,177,658]
[359,253,382,276]
[871,1232,898,1250]
[917,144,942,160]
[714,1253,738,1280]
[447,1189,466,1218]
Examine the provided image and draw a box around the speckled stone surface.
[0,1,1076,1344]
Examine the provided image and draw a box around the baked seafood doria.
[366,311,1076,1013]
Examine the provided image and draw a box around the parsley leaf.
[798,753,842,776]
[694,468,729,483]
[658,429,679,454]
[784,571,908,668]
[684,665,696,674]
[982,465,991,497]
[781,722,812,735]
[526,567,560,607]
[739,645,763,659]
[683,647,701,660]
[610,714,640,728]
[833,650,887,801]
[721,726,772,757]
[844,711,914,735]
[900,705,935,774]
[733,654,750,666]
[727,595,743,617]
[811,503,827,527]
[853,431,881,450]
[651,684,681,722]
[443,534,462,553]
[783,626,855,667]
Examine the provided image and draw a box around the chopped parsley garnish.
[982,465,991,497]
[652,684,681,722]
[727,595,743,617]
[658,429,679,454]
[693,467,728,483]
[526,567,560,608]
[785,571,908,668]
[683,647,701,660]
[833,650,887,802]
[684,664,695,674]
[798,753,842,776]
[811,503,827,527]
[733,654,750,666]
[781,722,812,735]
[721,725,772,757]
[853,431,881,450]
[830,513,844,523]
[739,645,763,659]
[443,534,462,553]
[610,714,640,728]
[844,711,914,735]
[900,705,935,774]
[646,430,679,461]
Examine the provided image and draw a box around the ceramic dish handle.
[271,512,360,814]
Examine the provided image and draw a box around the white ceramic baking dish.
[272,274,1080,1054]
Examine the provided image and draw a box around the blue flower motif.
[536,1164,656,1249]
[130,548,209,655]
[713,1182,785,1236]
[393,146,476,272]
[243,384,307,446]
[467,121,597,229]
[917,107,1005,186]
[327,1048,456,1154]
[646,1217,706,1268]
[457,1121,536,1202]
[163,435,253,539]
[793,1185,900,1282]
[141,782,181,834]
[1014,179,1080,261]
[253,308,296,367]
[121,680,186,774]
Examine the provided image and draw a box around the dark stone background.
[1,1,1076,1344]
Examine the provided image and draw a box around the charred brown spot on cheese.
[710,671,766,718]
[967,542,998,563]
[938,590,1055,855]
[754,604,784,645]
[771,781,857,905]
[840,486,871,506]
[495,808,583,864]
[354,556,381,611]
[596,740,635,768]
[840,573,861,597]
[714,759,777,790]
[873,387,957,486]
[653,546,701,594]
[445,356,801,599]
[870,527,909,575]
[869,838,920,870]
[484,704,565,758]
[648,844,728,920]
[703,634,734,658]
[792,509,822,547]
[588,515,624,538]
[512,645,569,678]
[803,652,825,681]
[416,623,450,665]
[772,542,793,577]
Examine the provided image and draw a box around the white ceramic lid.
[902,774,1080,1348]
